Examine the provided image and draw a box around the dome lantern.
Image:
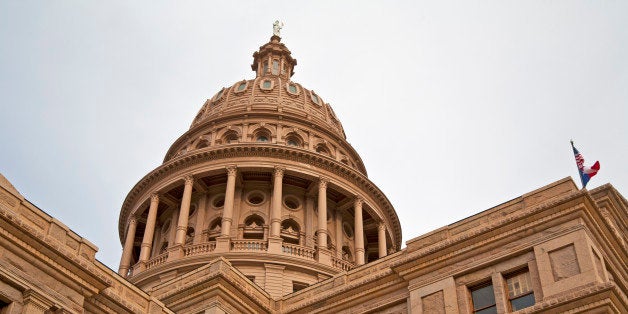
[251,34,297,79]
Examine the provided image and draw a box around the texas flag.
[571,141,600,189]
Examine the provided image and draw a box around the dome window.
[285,133,303,147]
[260,79,274,91]
[272,59,280,75]
[223,131,239,144]
[213,88,225,104]
[256,135,269,142]
[315,144,331,156]
[310,91,322,106]
[286,83,300,96]
[235,81,248,93]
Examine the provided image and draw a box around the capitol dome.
[117,34,402,297]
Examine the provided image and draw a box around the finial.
[273,20,284,37]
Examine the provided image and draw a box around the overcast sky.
[1,1,626,271]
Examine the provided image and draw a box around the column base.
[168,245,184,260]
[317,248,333,266]
[267,236,283,254]
[214,236,231,253]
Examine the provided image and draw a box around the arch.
[284,132,305,148]
[206,216,222,241]
[191,134,211,150]
[215,126,243,144]
[342,245,353,262]
[315,144,331,157]
[280,127,308,146]
[185,227,195,244]
[247,123,277,142]
[243,214,265,239]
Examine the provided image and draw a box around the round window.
[212,194,225,209]
[283,195,301,210]
[246,191,266,206]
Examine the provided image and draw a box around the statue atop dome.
[273,20,284,37]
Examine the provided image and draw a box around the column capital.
[378,222,386,231]
[226,165,238,177]
[183,175,194,186]
[273,166,285,178]
[354,196,364,207]
[318,177,328,190]
[150,193,160,202]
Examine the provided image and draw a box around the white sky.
[1,1,626,271]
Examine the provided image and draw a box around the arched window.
[185,227,195,244]
[280,219,301,244]
[342,246,353,261]
[223,131,238,144]
[285,133,303,148]
[207,217,222,241]
[160,242,168,254]
[243,214,265,239]
[254,129,271,143]
[196,138,210,149]
[315,144,331,156]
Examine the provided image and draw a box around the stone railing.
[184,242,216,257]
[282,243,315,260]
[146,252,168,270]
[231,239,268,251]
[331,256,354,272]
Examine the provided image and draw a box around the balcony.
[129,238,355,278]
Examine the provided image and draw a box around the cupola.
[251,34,297,80]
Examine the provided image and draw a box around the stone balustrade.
[332,255,355,272]
[282,243,315,260]
[184,242,216,256]
[146,252,168,270]
[231,239,268,251]
[129,239,356,278]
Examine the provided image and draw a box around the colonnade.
[118,166,389,277]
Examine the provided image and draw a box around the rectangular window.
[262,62,269,74]
[506,270,535,311]
[272,60,280,75]
[470,282,497,314]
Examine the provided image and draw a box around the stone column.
[270,167,284,237]
[139,194,159,263]
[378,222,387,258]
[221,166,237,235]
[268,166,285,254]
[216,166,237,252]
[174,176,194,245]
[317,178,328,249]
[118,217,137,276]
[335,210,343,257]
[316,178,332,265]
[354,197,365,265]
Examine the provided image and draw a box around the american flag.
[571,141,600,189]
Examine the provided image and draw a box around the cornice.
[0,202,111,294]
[119,144,402,248]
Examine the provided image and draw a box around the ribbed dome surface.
[190,77,346,140]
